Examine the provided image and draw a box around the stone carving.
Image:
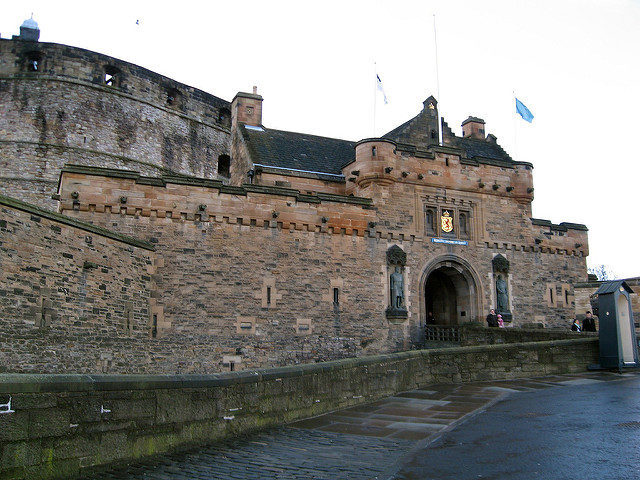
[390,267,404,309]
[492,255,512,321]
[492,254,509,273]
[386,245,407,266]
[496,275,509,313]
[386,246,407,320]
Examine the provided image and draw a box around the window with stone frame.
[459,210,470,239]
[425,206,437,236]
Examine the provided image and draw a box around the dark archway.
[420,256,482,326]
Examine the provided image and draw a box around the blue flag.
[515,98,534,123]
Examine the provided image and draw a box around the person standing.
[486,309,498,328]
[582,311,597,332]
[571,318,582,332]
[497,314,504,328]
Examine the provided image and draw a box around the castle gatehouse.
[0,19,589,374]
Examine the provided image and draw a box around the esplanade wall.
[0,338,598,480]
[0,39,231,210]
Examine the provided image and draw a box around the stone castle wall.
[0,195,156,373]
[0,39,231,209]
[4,165,583,374]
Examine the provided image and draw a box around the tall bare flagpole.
[433,14,442,145]
[373,62,378,137]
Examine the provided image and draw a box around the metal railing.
[425,324,461,342]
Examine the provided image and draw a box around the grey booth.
[593,280,638,370]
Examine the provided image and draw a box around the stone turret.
[15,16,40,42]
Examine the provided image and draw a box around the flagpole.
[433,14,442,146]
[373,62,377,137]
[512,90,518,161]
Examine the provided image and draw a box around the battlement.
[345,138,534,203]
[0,39,231,129]
[58,165,376,237]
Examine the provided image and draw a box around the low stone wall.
[460,324,596,345]
[0,338,598,479]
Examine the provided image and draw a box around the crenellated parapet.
[58,165,376,237]
[56,165,587,257]
[345,137,534,204]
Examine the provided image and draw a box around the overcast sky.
[3,0,639,278]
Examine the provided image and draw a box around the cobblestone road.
[82,372,631,480]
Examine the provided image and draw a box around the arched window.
[218,154,231,178]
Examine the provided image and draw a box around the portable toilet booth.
[595,280,639,369]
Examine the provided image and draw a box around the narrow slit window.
[152,314,158,338]
[372,146,377,157]
[333,287,339,305]
[266,286,271,305]
[549,288,554,305]
[565,290,569,305]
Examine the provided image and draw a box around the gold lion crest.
[441,210,453,233]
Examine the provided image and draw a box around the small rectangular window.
[266,286,271,305]
[152,314,158,338]
[333,287,339,305]
[549,288,554,305]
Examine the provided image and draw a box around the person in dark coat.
[582,311,597,332]
[571,319,582,332]
[486,309,498,327]
[426,311,436,325]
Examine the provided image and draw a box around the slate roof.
[594,280,634,295]
[241,125,355,175]
[448,136,514,164]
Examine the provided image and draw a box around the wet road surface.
[392,373,640,480]
[83,372,639,479]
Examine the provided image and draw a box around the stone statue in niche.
[492,254,512,321]
[496,274,509,313]
[390,266,405,309]
[386,245,408,320]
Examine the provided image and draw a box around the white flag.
[376,74,389,104]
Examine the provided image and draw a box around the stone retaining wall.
[460,324,596,345]
[0,338,598,479]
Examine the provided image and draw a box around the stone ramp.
[82,372,626,480]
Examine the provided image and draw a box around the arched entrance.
[420,256,482,326]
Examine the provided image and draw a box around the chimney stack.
[461,116,485,139]
[231,87,263,129]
